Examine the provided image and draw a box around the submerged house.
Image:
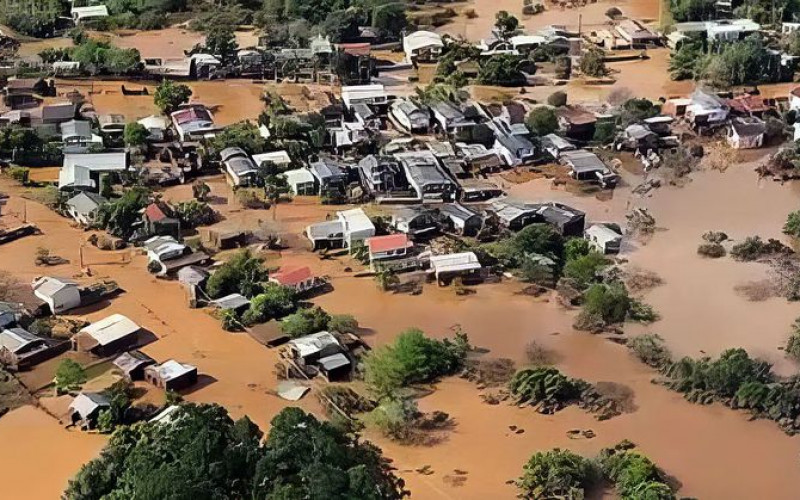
[585,224,622,254]
[365,233,416,271]
[685,89,729,127]
[65,191,107,226]
[556,106,597,139]
[390,206,439,237]
[395,150,456,202]
[283,168,317,195]
[171,105,216,141]
[559,149,619,188]
[0,327,66,370]
[221,147,258,187]
[32,276,81,314]
[357,155,408,195]
[493,130,535,167]
[73,314,141,357]
[113,350,156,381]
[727,116,766,149]
[615,19,661,47]
[69,392,110,429]
[269,267,326,295]
[341,84,389,110]
[429,252,482,284]
[306,208,375,250]
[145,359,198,391]
[142,203,181,239]
[437,203,482,236]
[60,119,102,153]
[309,158,349,195]
[287,331,351,381]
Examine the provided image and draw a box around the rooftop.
[270,267,314,286]
[366,233,411,253]
[79,314,140,347]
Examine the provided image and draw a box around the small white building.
[71,5,109,23]
[60,120,103,153]
[32,277,81,314]
[341,84,388,109]
[221,147,258,187]
[73,314,140,356]
[59,152,128,190]
[403,30,444,63]
[585,224,622,254]
[170,105,216,142]
[283,168,317,195]
[338,208,376,249]
[251,150,292,170]
[429,252,482,283]
[137,115,170,142]
[727,117,766,149]
[65,191,107,226]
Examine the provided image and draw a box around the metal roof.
[429,252,481,273]
[0,328,43,353]
[152,359,196,382]
[288,331,341,358]
[66,191,107,216]
[31,276,78,298]
[211,293,250,310]
[252,150,291,166]
[79,314,140,347]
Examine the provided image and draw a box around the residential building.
[73,314,141,357]
[113,350,156,380]
[365,233,414,270]
[283,168,317,195]
[429,252,482,284]
[394,150,456,202]
[685,89,729,126]
[210,294,251,313]
[615,19,661,47]
[60,120,102,153]
[556,106,597,139]
[438,203,482,236]
[269,267,326,294]
[493,129,535,166]
[403,30,444,63]
[32,276,81,314]
[338,208,376,249]
[0,327,67,370]
[390,207,439,236]
[170,104,216,141]
[72,5,109,23]
[145,360,198,391]
[251,150,292,170]
[59,151,128,190]
[430,101,473,139]
[65,191,107,226]
[221,147,258,187]
[137,115,170,142]
[41,102,76,125]
[357,155,408,195]
[560,149,619,188]
[309,158,349,194]
[142,203,181,239]
[585,224,622,254]
[341,84,389,109]
[389,98,430,133]
[69,392,110,429]
[541,133,576,160]
[728,117,766,149]
[98,114,126,136]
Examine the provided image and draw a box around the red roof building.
[366,233,412,256]
[270,266,313,286]
[726,94,769,116]
[144,203,169,222]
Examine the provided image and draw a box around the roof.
[337,208,375,234]
[307,220,345,239]
[62,152,128,187]
[438,203,479,221]
[0,328,44,353]
[69,392,110,419]
[252,151,291,166]
[79,314,140,347]
[395,150,452,186]
[431,100,467,122]
[556,106,597,126]
[727,94,769,114]
[150,404,181,424]
[536,202,585,226]
[288,331,341,358]
[284,168,315,187]
[404,30,444,53]
[624,124,657,141]
[171,106,214,134]
[66,191,107,215]
[151,359,196,382]
[309,158,347,181]
[366,233,411,253]
[60,119,92,139]
[510,35,547,47]
[337,43,371,56]
[490,198,538,221]
[392,98,428,117]
[319,353,351,371]
[560,149,608,173]
[177,266,209,286]
[730,116,766,137]
[72,5,109,20]
[31,276,78,298]
[542,133,576,151]
[42,102,75,122]
[616,19,659,39]
[5,78,44,91]
[113,350,155,373]
[211,293,250,310]
[226,156,258,178]
[138,115,169,130]
[429,252,481,273]
[270,267,314,286]
[586,223,622,240]
[144,203,170,222]
[341,84,386,103]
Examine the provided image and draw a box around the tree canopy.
[65,404,408,499]
[153,80,193,115]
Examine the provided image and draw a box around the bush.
[784,211,800,238]
[786,319,800,362]
[367,397,418,441]
[562,252,609,290]
[697,242,726,258]
[55,359,86,393]
[7,166,30,185]
[554,55,571,79]
[599,444,675,500]
[593,121,616,144]
[579,48,607,78]
[328,314,359,333]
[629,334,672,368]
[525,106,559,136]
[547,91,567,107]
[577,283,631,328]
[730,236,792,261]
[153,80,192,114]
[206,249,268,299]
[477,54,526,87]
[364,328,470,398]
[605,6,623,18]
[508,367,588,410]
[243,284,298,325]
[518,449,595,499]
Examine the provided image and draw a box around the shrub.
[599,444,674,500]
[579,48,607,77]
[328,314,359,334]
[518,449,595,499]
[578,283,631,327]
[784,211,800,238]
[562,252,609,290]
[525,341,555,366]
[242,284,298,325]
[606,6,623,18]
[464,8,478,19]
[730,236,792,262]
[629,334,672,368]
[786,319,800,362]
[205,249,268,299]
[219,309,241,331]
[7,166,30,185]
[697,242,726,258]
[525,106,559,136]
[367,397,418,441]
[508,367,588,409]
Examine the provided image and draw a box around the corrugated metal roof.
[79,314,139,347]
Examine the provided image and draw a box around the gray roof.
[351,103,375,120]
[730,117,766,137]
[495,131,534,154]
[395,151,452,186]
[431,100,467,122]
[226,156,258,177]
[309,158,347,181]
[319,352,350,371]
[438,203,479,222]
[211,293,250,310]
[60,119,92,140]
[0,328,44,353]
[69,392,110,420]
[113,350,155,374]
[66,191,107,216]
[42,103,75,122]
[177,266,209,286]
[560,149,607,173]
[220,147,248,162]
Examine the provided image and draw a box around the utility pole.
[578,14,582,36]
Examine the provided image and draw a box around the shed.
[32,276,81,314]
[728,117,766,149]
[145,359,198,391]
[288,331,343,365]
[73,314,140,356]
[113,350,156,380]
[211,293,250,313]
[318,353,352,381]
[252,151,292,169]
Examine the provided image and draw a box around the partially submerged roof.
[366,233,411,253]
[288,331,341,358]
[79,314,140,347]
[403,30,444,53]
[151,359,196,382]
[69,392,110,419]
[211,293,250,310]
[31,276,78,298]
[113,350,156,374]
[284,168,315,186]
[0,328,44,353]
[66,191,107,215]
[252,150,292,166]
[560,149,608,173]
[429,252,481,273]
[556,106,597,126]
[270,267,314,286]
[319,352,350,371]
[730,116,766,137]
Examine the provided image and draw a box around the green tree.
[95,187,151,239]
[123,122,149,147]
[577,283,631,328]
[547,91,567,107]
[205,25,239,65]
[279,306,330,336]
[153,80,192,114]
[242,284,298,325]
[619,98,660,126]
[212,121,267,155]
[579,47,607,77]
[563,252,609,289]
[784,210,800,238]
[55,359,87,393]
[192,180,211,201]
[478,54,526,86]
[206,249,269,298]
[328,313,359,333]
[375,268,400,291]
[494,10,519,38]
[371,2,406,39]
[99,174,113,199]
[518,449,595,499]
[787,318,800,362]
[525,106,559,136]
[669,0,717,21]
[669,38,705,80]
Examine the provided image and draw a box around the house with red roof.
[269,266,327,295]
[365,233,417,272]
[142,202,181,239]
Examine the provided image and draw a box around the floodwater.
[3,159,800,498]
[0,406,106,499]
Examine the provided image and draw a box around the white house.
[71,5,108,23]
[32,276,81,314]
[341,84,388,109]
[365,233,413,266]
[137,115,170,142]
[60,120,103,153]
[338,208,376,249]
[727,117,766,149]
[251,150,292,170]
[790,87,800,111]
[429,252,482,283]
[686,89,729,126]
[283,168,317,195]
[59,152,128,190]
[403,30,444,63]
[65,191,107,226]
[220,147,258,187]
